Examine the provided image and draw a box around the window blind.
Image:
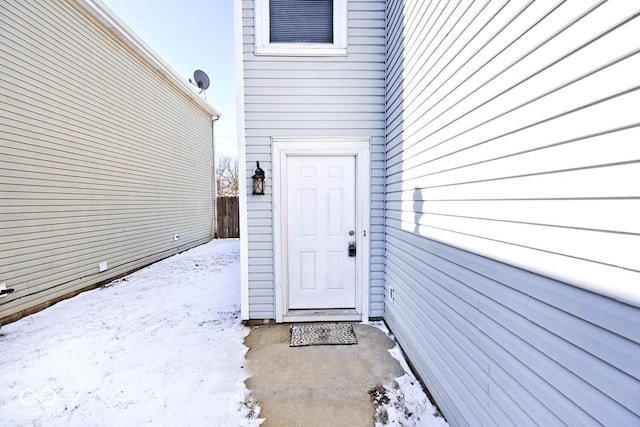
[269,0,333,44]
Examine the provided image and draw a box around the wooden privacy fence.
[217,197,239,238]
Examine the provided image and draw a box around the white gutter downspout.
[212,116,220,239]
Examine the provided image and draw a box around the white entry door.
[287,155,357,309]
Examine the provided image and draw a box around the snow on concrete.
[372,321,450,427]
[0,240,260,426]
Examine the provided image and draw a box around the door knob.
[348,241,356,257]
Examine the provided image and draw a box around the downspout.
[212,115,220,239]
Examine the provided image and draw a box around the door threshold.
[283,309,361,323]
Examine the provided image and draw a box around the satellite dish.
[193,70,210,93]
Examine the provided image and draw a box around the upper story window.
[255,0,347,56]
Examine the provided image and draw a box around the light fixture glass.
[252,161,265,195]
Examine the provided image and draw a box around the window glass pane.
[270,0,333,44]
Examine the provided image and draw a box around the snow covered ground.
[0,240,447,426]
[0,240,258,426]
[371,323,449,427]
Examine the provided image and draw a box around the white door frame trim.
[273,137,371,323]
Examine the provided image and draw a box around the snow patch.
[0,240,261,426]
[370,321,449,427]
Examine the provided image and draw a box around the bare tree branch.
[216,154,239,196]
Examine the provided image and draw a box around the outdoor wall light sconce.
[252,161,265,195]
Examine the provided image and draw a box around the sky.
[100,0,238,158]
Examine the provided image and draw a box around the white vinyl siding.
[385,0,640,425]
[386,0,640,301]
[0,0,216,321]
[241,0,386,319]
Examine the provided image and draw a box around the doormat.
[290,323,358,347]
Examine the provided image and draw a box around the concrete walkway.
[244,323,405,427]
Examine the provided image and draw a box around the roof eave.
[74,0,221,119]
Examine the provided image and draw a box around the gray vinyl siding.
[0,0,216,321]
[241,0,386,319]
[385,0,640,426]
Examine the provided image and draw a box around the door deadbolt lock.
[348,241,356,257]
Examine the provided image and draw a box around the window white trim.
[255,0,347,56]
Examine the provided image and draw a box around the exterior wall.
[385,0,640,426]
[0,0,217,322]
[240,0,386,319]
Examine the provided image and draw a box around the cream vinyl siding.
[385,0,640,425]
[0,0,216,321]
[241,0,386,319]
